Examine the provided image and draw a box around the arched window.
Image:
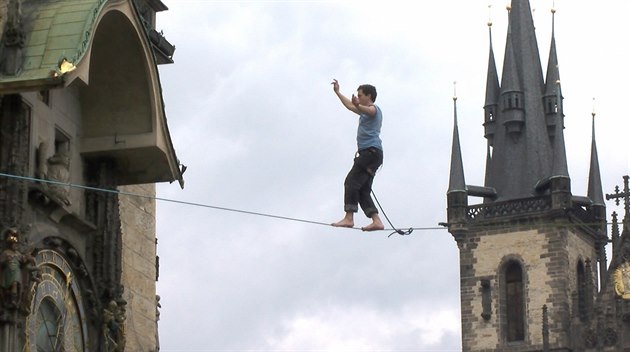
[505,261,525,342]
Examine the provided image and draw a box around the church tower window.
[504,260,525,342]
[577,260,586,322]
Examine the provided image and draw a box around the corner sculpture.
[0,227,39,316]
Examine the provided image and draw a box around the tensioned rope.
[0,172,441,233]
[0,172,621,235]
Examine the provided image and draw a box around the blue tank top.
[357,104,383,151]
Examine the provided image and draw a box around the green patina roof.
[0,0,107,88]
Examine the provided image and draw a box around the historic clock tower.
[444,1,617,350]
[0,0,182,351]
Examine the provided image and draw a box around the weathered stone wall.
[0,0,8,39]
[459,224,597,351]
[119,183,158,352]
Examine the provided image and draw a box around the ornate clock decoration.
[25,249,88,352]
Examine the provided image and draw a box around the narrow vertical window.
[577,260,586,321]
[505,261,525,342]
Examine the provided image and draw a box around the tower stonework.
[0,0,181,351]
[120,184,160,350]
[446,1,614,351]
[454,217,599,350]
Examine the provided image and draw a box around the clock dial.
[26,249,87,352]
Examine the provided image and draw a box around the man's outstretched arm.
[331,79,360,114]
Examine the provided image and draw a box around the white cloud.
[267,303,460,351]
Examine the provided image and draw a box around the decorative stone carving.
[155,294,161,351]
[614,261,630,299]
[603,327,618,347]
[583,328,597,349]
[103,299,127,352]
[0,227,39,313]
[0,0,25,76]
[46,141,72,206]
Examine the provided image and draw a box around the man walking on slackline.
[331,79,384,232]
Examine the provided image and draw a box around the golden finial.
[453,81,457,101]
[506,1,511,12]
[551,0,556,14]
[488,4,493,27]
[592,97,596,118]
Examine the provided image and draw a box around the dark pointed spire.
[587,108,605,206]
[507,0,545,91]
[483,13,500,152]
[484,18,500,118]
[551,80,569,178]
[446,85,469,226]
[544,8,560,99]
[543,6,563,140]
[500,23,521,95]
[448,90,466,193]
[483,11,499,190]
[483,0,554,201]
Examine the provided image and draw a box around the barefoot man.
[331,79,384,232]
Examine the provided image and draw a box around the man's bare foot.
[361,221,384,232]
[331,219,354,228]
[332,212,354,228]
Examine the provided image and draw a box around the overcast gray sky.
[153,1,629,350]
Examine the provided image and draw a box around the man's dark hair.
[358,84,377,102]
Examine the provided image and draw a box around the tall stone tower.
[445,1,612,350]
[0,0,182,351]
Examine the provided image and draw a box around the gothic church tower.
[445,1,609,350]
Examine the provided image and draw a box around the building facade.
[445,0,630,350]
[0,0,182,351]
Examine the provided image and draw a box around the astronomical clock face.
[25,249,87,352]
